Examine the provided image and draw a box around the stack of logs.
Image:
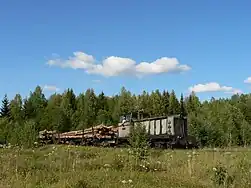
[59,124,118,139]
[38,124,118,144]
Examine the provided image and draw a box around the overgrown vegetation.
[128,122,150,161]
[0,145,250,187]
[1,86,251,148]
[1,86,251,187]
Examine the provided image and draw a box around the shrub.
[3,120,38,148]
[212,163,235,187]
[128,122,150,161]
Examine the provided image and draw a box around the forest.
[1,85,251,148]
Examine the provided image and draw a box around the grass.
[0,145,251,188]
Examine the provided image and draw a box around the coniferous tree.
[109,95,120,124]
[168,90,180,115]
[28,86,48,130]
[10,94,23,122]
[150,89,163,116]
[23,97,34,119]
[1,84,251,147]
[186,91,201,115]
[0,94,10,118]
[138,91,151,117]
[75,92,85,129]
[42,93,63,130]
[180,93,187,117]
[96,91,110,124]
[60,88,77,131]
[84,89,97,128]
[118,87,134,116]
[162,90,170,115]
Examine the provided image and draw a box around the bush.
[128,122,150,161]
[0,118,9,144]
[212,163,235,187]
[0,119,38,148]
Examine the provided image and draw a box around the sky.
[1,0,251,101]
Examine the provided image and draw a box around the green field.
[0,145,251,188]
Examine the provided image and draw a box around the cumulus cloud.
[43,85,60,92]
[244,77,251,84]
[47,52,95,70]
[47,51,191,77]
[135,57,190,75]
[188,82,242,94]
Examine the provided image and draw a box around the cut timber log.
[38,124,118,143]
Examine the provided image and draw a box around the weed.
[0,146,251,187]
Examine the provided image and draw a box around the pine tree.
[23,86,47,120]
[75,93,85,129]
[96,91,110,124]
[0,94,10,118]
[186,91,201,114]
[84,89,97,128]
[60,88,77,131]
[168,90,180,115]
[162,90,170,115]
[180,93,187,117]
[118,87,134,116]
[42,93,63,130]
[10,94,23,122]
[1,84,251,148]
[97,91,107,110]
[150,89,163,116]
[23,97,33,119]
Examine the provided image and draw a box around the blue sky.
[1,0,251,101]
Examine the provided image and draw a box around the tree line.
[1,85,251,148]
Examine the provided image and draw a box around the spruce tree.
[0,94,10,118]
[162,90,170,115]
[168,90,180,115]
[60,88,77,131]
[180,93,187,117]
[84,89,97,128]
[10,94,23,122]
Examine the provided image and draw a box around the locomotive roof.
[131,114,187,122]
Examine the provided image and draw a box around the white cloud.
[47,52,95,70]
[135,57,190,75]
[47,51,190,77]
[244,77,251,84]
[43,85,60,92]
[188,82,242,94]
[88,56,137,77]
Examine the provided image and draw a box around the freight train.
[38,113,199,149]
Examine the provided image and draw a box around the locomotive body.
[117,114,198,149]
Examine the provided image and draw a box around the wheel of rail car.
[69,140,75,145]
[157,143,161,149]
[153,142,163,149]
[160,143,166,149]
[165,143,172,149]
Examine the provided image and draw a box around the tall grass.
[0,145,251,188]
